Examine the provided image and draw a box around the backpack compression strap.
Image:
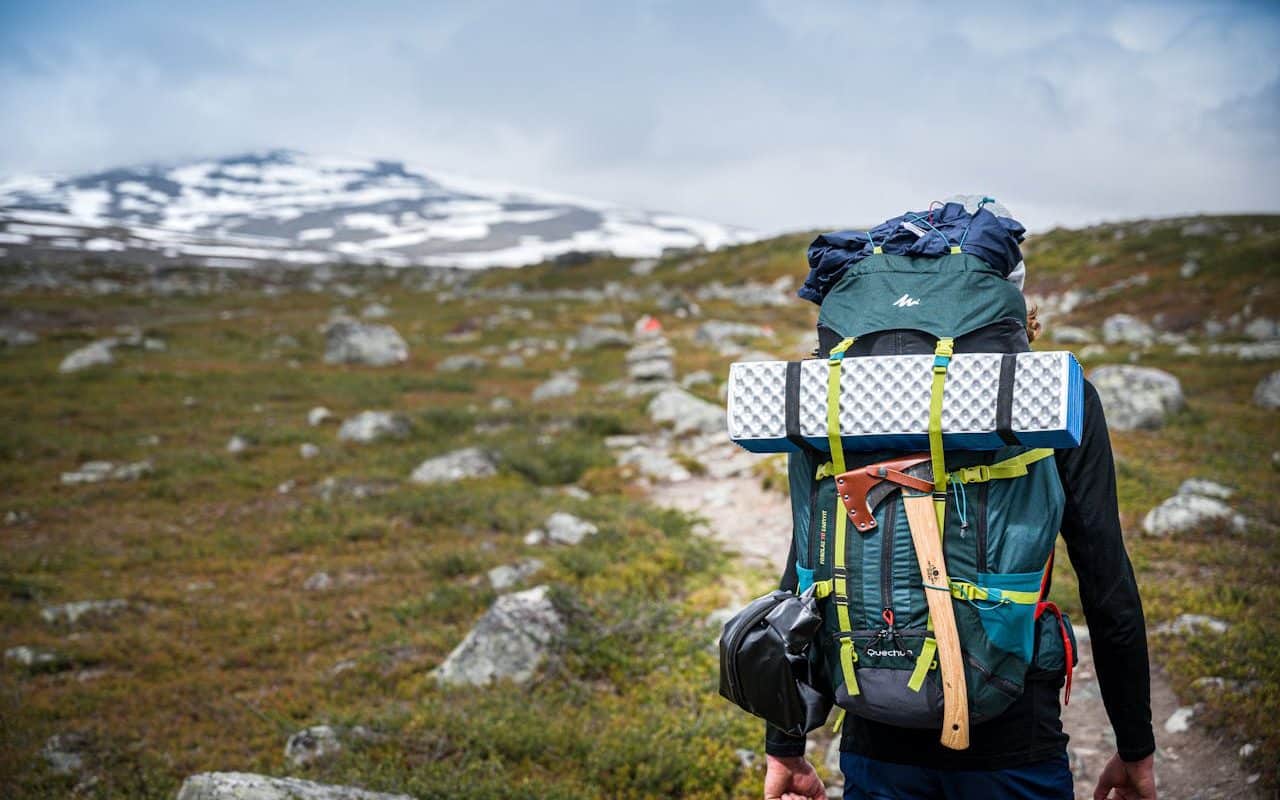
[928,337,955,531]
[827,337,859,698]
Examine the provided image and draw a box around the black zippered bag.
[717,587,832,736]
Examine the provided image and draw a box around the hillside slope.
[0,214,1276,798]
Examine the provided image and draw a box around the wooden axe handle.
[901,493,970,750]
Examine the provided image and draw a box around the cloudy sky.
[2,0,1277,233]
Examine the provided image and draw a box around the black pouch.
[718,587,832,736]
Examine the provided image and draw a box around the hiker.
[758,199,1157,799]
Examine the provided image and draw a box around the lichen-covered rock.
[285,725,343,766]
[42,733,88,775]
[1049,325,1095,345]
[487,558,545,591]
[436,354,485,372]
[40,599,128,625]
[1090,365,1184,430]
[409,447,496,484]
[531,372,579,401]
[648,387,723,436]
[694,320,773,347]
[176,772,413,800]
[1177,478,1234,500]
[1101,314,1155,346]
[323,321,408,366]
[542,512,598,545]
[308,407,333,426]
[573,325,631,350]
[60,460,153,485]
[1154,614,1230,636]
[338,411,410,443]
[1253,370,1280,410]
[59,340,115,373]
[617,446,692,483]
[1142,493,1245,537]
[434,585,564,687]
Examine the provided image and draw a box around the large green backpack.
[790,250,1076,730]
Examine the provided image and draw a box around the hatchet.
[834,454,970,750]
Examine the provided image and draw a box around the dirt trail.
[650,442,1264,800]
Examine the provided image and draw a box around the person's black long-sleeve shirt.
[765,380,1156,768]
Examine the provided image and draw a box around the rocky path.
[648,440,1264,800]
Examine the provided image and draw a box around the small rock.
[61,460,153,485]
[436,354,485,372]
[1253,370,1280,410]
[1078,344,1106,360]
[704,607,735,630]
[300,443,320,459]
[42,733,87,775]
[497,354,524,369]
[648,387,723,436]
[487,559,545,591]
[532,372,579,401]
[1050,325,1095,345]
[1142,493,1245,536]
[5,645,63,669]
[1090,365,1185,430]
[523,529,545,546]
[175,772,413,800]
[1240,742,1258,759]
[1177,479,1234,500]
[277,480,296,495]
[434,585,564,687]
[361,302,391,320]
[0,326,38,346]
[490,396,512,412]
[409,447,497,484]
[285,725,343,766]
[559,485,591,501]
[736,748,758,770]
[59,340,115,373]
[541,512,598,545]
[303,572,334,591]
[682,370,714,388]
[41,599,127,626]
[694,320,774,348]
[573,325,631,350]
[1153,614,1230,636]
[308,407,333,426]
[1101,314,1155,346]
[1180,259,1199,279]
[1243,317,1277,341]
[323,320,408,367]
[1163,706,1194,733]
[617,446,692,483]
[226,435,251,454]
[338,411,410,443]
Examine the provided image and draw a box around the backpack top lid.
[798,201,1027,306]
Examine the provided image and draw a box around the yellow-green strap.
[827,337,859,697]
[949,579,1040,605]
[815,461,836,481]
[952,448,1055,484]
[811,579,834,599]
[907,637,938,692]
[826,337,854,474]
[928,338,954,532]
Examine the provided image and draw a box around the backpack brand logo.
[866,647,914,658]
[892,293,921,308]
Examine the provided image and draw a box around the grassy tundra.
[1,215,1277,798]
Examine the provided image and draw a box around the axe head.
[834,455,933,533]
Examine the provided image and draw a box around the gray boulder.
[648,387,723,436]
[0,326,38,346]
[1178,478,1234,500]
[323,321,408,366]
[1101,314,1155,346]
[409,447,496,484]
[487,558,545,591]
[1090,365,1184,430]
[617,446,692,483]
[360,302,391,320]
[59,340,115,373]
[176,773,412,800]
[1253,370,1280,409]
[531,372,579,401]
[434,585,564,687]
[625,338,676,384]
[338,411,410,443]
[543,512,598,545]
[308,407,333,426]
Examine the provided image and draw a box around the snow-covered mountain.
[0,150,756,269]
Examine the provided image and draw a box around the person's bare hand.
[1093,752,1157,800]
[765,754,826,800]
